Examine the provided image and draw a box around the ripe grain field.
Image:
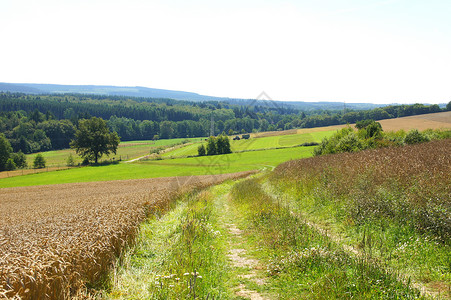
[0,171,254,299]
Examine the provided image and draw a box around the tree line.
[0,92,450,156]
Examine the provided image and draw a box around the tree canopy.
[0,133,13,171]
[70,117,120,164]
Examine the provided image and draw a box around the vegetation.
[0,92,448,157]
[0,172,251,299]
[106,186,234,299]
[70,117,120,164]
[229,178,423,299]
[0,146,313,188]
[270,139,451,296]
[0,133,13,171]
[202,134,232,156]
[197,144,206,156]
[33,153,46,169]
[166,130,332,158]
[5,158,16,171]
[11,151,27,169]
[314,121,450,156]
[1,127,450,298]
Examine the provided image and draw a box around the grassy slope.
[25,137,205,167]
[163,131,333,158]
[0,147,314,188]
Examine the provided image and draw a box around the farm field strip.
[162,131,333,158]
[0,147,314,188]
[24,137,206,167]
[0,172,253,299]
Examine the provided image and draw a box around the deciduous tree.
[70,117,120,164]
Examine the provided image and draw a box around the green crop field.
[0,146,314,188]
[25,137,205,167]
[163,131,334,158]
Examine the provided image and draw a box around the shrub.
[404,129,430,144]
[197,144,206,156]
[206,137,217,155]
[11,151,27,169]
[33,154,46,169]
[335,132,363,153]
[5,158,16,171]
[66,154,75,167]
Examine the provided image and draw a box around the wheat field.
[0,172,253,299]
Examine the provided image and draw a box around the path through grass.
[98,176,427,299]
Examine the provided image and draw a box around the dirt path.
[219,199,268,300]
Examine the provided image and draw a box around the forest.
[0,92,449,154]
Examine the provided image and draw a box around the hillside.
[0,82,381,110]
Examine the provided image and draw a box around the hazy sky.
[1,0,451,104]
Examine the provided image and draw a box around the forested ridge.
[0,92,449,155]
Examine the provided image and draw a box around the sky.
[1,0,451,104]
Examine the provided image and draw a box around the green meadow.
[162,131,333,158]
[0,147,314,188]
[25,137,205,167]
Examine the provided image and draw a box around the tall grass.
[269,139,450,295]
[105,187,233,299]
[230,179,423,299]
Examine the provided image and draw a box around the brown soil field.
[378,111,451,131]
[252,111,451,138]
[0,172,254,299]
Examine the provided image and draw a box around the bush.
[33,154,46,169]
[66,154,75,167]
[206,137,217,155]
[11,151,27,169]
[5,158,16,171]
[335,132,363,153]
[404,129,430,145]
[314,126,358,156]
[197,144,206,156]
[204,135,231,156]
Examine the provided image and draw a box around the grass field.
[0,147,314,188]
[163,131,333,158]
[25,137,205,167]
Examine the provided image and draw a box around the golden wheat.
[0,172,254,299]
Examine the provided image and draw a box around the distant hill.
[0,82,381,111]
